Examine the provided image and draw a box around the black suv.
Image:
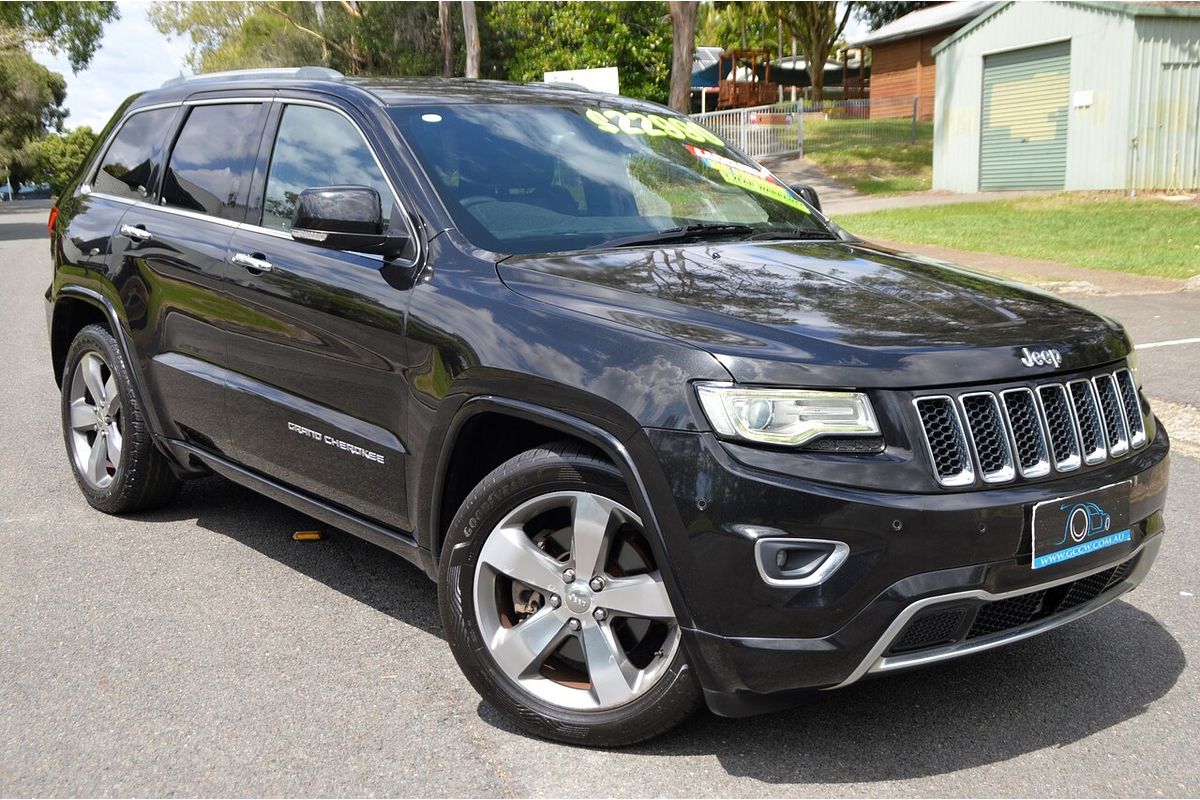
[46,69,1170,746]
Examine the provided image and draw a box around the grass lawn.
[839,193,1200,280]
[803,119,933,195]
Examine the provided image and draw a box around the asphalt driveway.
[2,209,1197,797]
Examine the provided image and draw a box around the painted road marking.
[1139,337,1200,350]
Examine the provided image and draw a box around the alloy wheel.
[472,491,681,711]
[67,351,123,490]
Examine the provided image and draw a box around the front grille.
[887,555,1138,657]
[915,367,1146,488]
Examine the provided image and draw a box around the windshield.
[387,102,831,255]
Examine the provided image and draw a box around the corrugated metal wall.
[1130,17,1200,192]
[934,1,1136,192]
[980,41,1071,190]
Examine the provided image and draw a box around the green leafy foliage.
[0,2,119,72]
[150,1,443,77]
[482,1,672,102]
[0,52,67,185]
[20,126,98,194]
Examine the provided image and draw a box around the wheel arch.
[426,396,694,627]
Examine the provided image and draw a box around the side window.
[92,107,176,201]
[261,105,394,232]
[161,103,266,220]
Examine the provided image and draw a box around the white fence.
[691,96,922,158]
[690,101,804,159]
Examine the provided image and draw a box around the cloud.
[30,0,192,131]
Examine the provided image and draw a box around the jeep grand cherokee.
[45,68,1170,746]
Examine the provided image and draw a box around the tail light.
[47,205,59,236]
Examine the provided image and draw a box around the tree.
[484,2,672,102]
[21,126,98,194]
[668,2,698,113]
[461,0,480,79]
[150,2,444,77]
[778,1,854,102]
[0,52,67,189]
[854,1,936,32]
[0,2,118,72]
[438,1,454,77]
[696,2,775,51]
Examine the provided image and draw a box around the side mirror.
[789,183,822,213]
[291,185,409,258]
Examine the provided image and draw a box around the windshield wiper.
[595,223,756,249]
[745,228,838,241]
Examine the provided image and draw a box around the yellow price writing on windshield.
[585,109,724,147]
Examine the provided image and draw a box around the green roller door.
[980,41,1071,190]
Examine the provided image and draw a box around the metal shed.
[932,1,1200,192]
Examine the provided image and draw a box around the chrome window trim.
[1067,378,1108,465]
[1114,368,1147,449]
[1035,382,1083,473]
[752,536,850,588]
[912,395,976,488]
[957,391,1015,484]
[998,387,1051,479]
[828,535,1159,690]
[1092,373,1130,457]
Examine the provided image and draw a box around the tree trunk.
[462,0,480,79]
[668,1,698,113]
[438,0,454,77]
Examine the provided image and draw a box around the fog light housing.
[753,536,850,587]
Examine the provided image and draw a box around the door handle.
[231,252,273,273]
[118,224,152,242]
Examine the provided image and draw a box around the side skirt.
[169,438,430,574]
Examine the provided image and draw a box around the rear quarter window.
[92,107,177,202]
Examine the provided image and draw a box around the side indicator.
[292,530,322,541]
[47,205,59,236]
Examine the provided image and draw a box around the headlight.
[695,382,880,447]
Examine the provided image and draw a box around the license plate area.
[1031,480,1132,570]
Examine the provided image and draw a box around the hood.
[498,240,1130,388]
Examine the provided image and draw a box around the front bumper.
[640,423,1170,717]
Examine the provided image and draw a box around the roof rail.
[160,66,344,89]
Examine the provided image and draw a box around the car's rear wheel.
[61,324,181,513]
[439,442,702,746]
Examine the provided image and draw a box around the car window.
[161,103,267,221]
[92,107,177,202]
[388,103,830,255]
[261,105,395,232]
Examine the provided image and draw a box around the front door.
[221,101,418,531]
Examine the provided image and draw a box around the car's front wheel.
[439,442,702,746]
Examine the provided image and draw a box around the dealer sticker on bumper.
[1031,480,1132,570]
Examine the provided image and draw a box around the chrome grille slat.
[1114,369,1146,448]
[1036,383,1082,472]
[1000,388,1051,478]
[1068,379,1108,465]
[916,367,1145,488]
[1093,374,1130,457]
[913,396,974,487]
[959,392,1015,483]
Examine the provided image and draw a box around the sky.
[31,1,192,131]
[30,0,871,132]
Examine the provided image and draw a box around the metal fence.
[692,96,924,158]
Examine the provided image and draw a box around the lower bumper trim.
[828,534,1162,689]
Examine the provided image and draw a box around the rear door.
[110,99,270,453]
[220,99,419,531]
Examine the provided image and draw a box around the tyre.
[60,324,181,513]
[438,442,702,746]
